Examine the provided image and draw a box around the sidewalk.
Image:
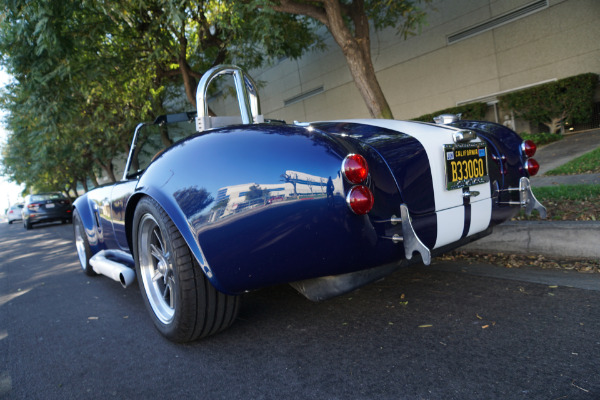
[460,129,600,259]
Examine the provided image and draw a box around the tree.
[499,73,599,134]
[0,0,321,193]
[259,0,431,119]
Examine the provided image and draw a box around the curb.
[460,221,600,259]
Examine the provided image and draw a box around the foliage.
[245,184,267,201]
[545,147,600,176]
[411,102,487,123]
[498,73,599,134]
[0,0,320,194]
[518,132,563,146]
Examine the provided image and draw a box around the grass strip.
[515,184,600,221]
[546,147,600,175]
[532,183,600,201]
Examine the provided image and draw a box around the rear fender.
[133,124,400,294]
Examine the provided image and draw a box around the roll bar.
[195,65,263,131]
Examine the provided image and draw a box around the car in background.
[6,203,24,224]
[23,192,73,229]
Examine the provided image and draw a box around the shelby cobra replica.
[73,65,546,342]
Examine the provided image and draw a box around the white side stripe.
[323,119,492,247]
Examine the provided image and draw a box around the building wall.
[247,0,600,124]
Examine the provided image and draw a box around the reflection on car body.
[72,65,547,343]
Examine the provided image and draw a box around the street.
[1,222,599,399]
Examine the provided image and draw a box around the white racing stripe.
[327,119,492,249]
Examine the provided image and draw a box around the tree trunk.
[90,172,100,188]
[272,0,394,119]
[95,159,117,183]
[340,40,393,119]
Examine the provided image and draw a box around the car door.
[110,180,137,251]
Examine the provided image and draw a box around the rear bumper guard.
[377,204,432,265]
[498,177,547,218]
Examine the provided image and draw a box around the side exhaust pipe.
[89,250,136,288]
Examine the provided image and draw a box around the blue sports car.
[73,65,546,342]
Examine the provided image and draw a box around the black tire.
[132,196,240,342]
[24,219,32,230]
[8,220,12,225]
[73,209,96,276]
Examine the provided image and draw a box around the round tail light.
[342,154,369,184]
[346,185,374,215]
[525,158,540,176]
[521,140,537,158]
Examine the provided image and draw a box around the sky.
[0,68,25,213]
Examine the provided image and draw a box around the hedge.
[411,102,488,123]
[498,73,598,134]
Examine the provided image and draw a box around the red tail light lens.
[28,203,40,209]
[521,140,537,158]
[525,158,540,176]
[342,154,369,184]
[346,185,374,215]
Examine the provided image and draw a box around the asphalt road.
[1,222,599,399]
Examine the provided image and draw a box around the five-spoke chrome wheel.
[133,196,240,342]
[137,213,176,324]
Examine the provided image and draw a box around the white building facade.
[245,0,599,129]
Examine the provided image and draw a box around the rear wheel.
[133,197,240,342]
[73,209,96,276]
[24,219,32,230]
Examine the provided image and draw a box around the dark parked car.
[73,65,546,342]
[23,192,73,229]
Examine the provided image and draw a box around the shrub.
[499,73,598,134]
[518,132,563,146]
[411,102,488,123]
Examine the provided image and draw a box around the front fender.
[73,194,104,254]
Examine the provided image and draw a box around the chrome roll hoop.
[195,65,263,131]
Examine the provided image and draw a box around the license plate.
[444,143,489,190]
[46,203,55,208]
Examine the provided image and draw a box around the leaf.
[418,324,433,328]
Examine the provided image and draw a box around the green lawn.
[546,147,600,175]
[532,183,600,201]
[516,184,600,221]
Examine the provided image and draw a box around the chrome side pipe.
[89,250,136,288]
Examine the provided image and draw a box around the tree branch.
[271,0,329,27]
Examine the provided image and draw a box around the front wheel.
[133,197,240,342]
[73,209,96,276]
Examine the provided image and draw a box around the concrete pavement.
[461,129,600,259]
